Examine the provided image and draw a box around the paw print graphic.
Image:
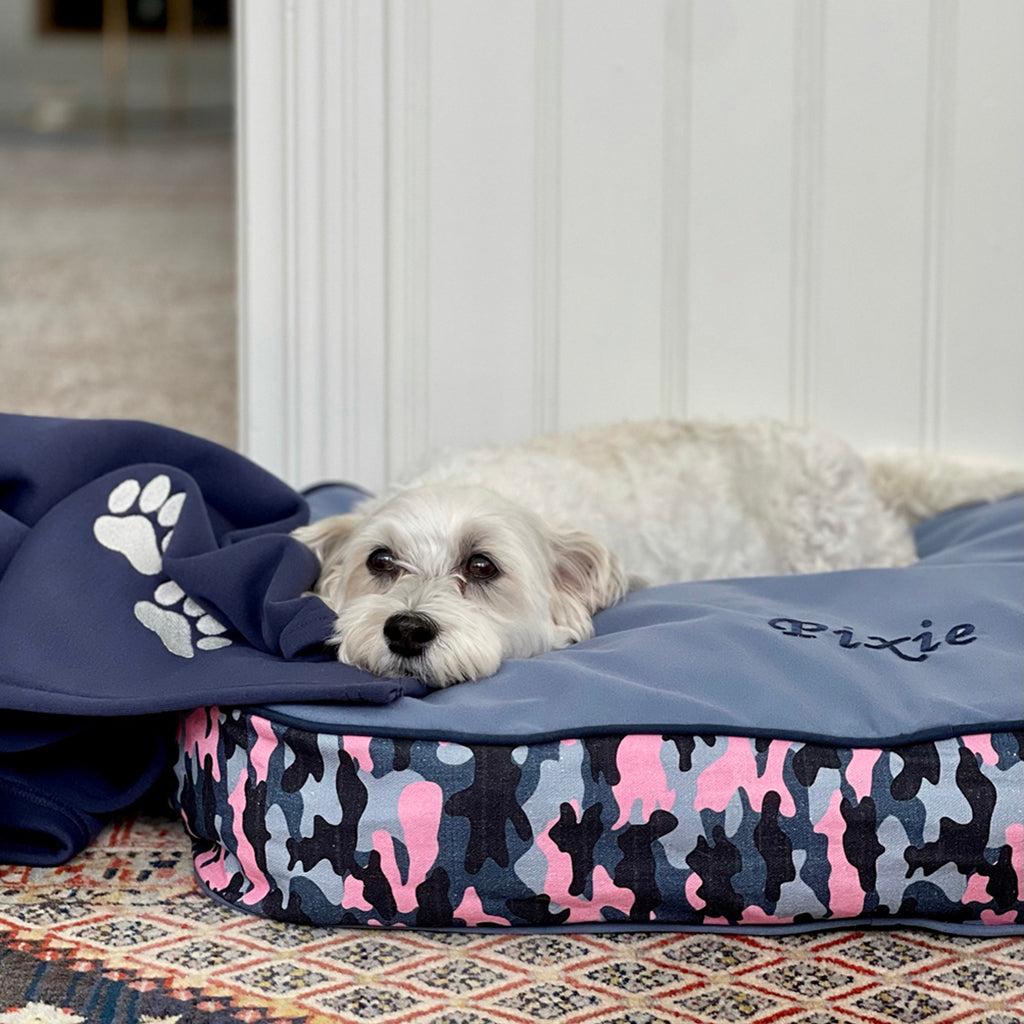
[135,580,232,659]
[93,474,185,575]
[93,474,232,658]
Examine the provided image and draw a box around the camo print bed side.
[174,708,1023,931]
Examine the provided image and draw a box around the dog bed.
[175,493,1023,936]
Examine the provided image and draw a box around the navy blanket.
[0,414,423,864]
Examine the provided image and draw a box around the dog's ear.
[291,513,361,567]
[548,529,629,643]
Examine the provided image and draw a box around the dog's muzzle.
[383,611,439,659]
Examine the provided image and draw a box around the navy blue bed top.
[265,490,1024,749]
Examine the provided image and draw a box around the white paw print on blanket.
[93,474,184,575]
[93,474,232,658]
[135,580,231,659]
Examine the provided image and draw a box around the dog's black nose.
[383,611,439,658]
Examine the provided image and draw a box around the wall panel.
[814,0,932,449]
[685,0,796,421]
[425,1,538,464]
[939,0,1024,459]
[237,0,1024,490]
[557,0,667,430]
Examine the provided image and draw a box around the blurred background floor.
[0,139,236,449]
[0,0,236,449]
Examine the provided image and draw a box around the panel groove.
[659,0,692,419]
[386,0,431,480]
[381,0,394,484]
[296,0,328,485]
[921,0,957,454]
[789,0,826,426]
[329,0,358,479]
[283,0,301,480]
[316,0,330,476]
[410,2,431,475]
[334,0,357,478]
[533,0,562,437]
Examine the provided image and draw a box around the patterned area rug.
[0,816,1020,1024]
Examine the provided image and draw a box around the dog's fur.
[294,418,1023,687]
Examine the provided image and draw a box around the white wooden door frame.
[236,0,387,488]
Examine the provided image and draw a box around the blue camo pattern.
[174,708,1023,931]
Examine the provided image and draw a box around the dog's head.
[293,484,628,687]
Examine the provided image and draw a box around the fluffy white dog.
[294,419,1022,688]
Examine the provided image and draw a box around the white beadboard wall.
[237,0,1024,491]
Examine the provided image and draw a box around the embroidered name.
[767,617,977,663]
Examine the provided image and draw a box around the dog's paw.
[134,580,231,659]
[552,625,588,649]
[93,474,186,575]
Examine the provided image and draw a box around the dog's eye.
[465,553,499,580]
[367,548,399,575]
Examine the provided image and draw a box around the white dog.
[294,419,1022,688]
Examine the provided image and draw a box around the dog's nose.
[383,611,439,658]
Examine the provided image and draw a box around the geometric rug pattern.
[1,817,1021,1024]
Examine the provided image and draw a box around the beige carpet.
[0,137,236,450]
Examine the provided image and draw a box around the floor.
[3,816,1021,1024]
[0,135,237,450]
